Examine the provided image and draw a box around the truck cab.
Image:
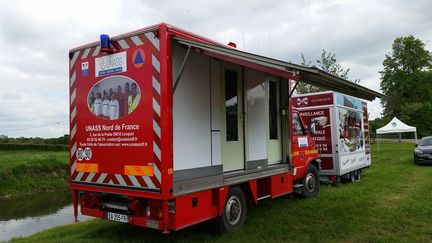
[291,109,320,197]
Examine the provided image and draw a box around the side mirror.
[308,122,316,135]
[415,143,418,147]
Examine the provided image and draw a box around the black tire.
[301,165,320,197]
[355,169,362,181]
[219,187,247,233]
[350,171,356,182]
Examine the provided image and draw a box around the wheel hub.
[226,195,242,225]
[305,173,316,192]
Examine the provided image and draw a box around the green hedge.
[0,143,69,151]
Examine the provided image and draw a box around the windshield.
[420,137,432,146]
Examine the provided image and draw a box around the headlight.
[415,149,423,155]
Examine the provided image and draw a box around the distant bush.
[0,134,70,145]
[0,143,69,151]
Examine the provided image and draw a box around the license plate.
[106,212,128,223]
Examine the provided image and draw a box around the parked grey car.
[414,136,432,164]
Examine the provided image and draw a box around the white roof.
[376,117,416,134]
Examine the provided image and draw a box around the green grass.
[0,150,69,198]
[12,143,432,242]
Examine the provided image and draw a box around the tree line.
[0,134,69,145]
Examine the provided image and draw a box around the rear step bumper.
[82,205,163,229]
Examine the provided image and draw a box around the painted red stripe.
[138,34,160,55]
[152,66,160,75]
[111,174,120,185]
[125,38,136,48]
[152,70,160,81]
[102,174,113,184]
[153,131,161,145]
[152,110,161,124]
[135,176,148,187]
[152,88,160,103]
[71,171,79,180]
[70,51,85,71]
[149,175,160,188]
[111,41,122,51]
[83,47,95,59]
[80,172,90,181]
[153,153,161,164]
[122,174,133,186]
[91,173,102,183]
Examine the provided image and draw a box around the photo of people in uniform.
[338,107,364,153]
[88,76,141,120]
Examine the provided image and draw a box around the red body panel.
[170,190,213,230]
[270,173,293,198]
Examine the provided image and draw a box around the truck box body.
[292,91,371,182]
[69,23,382,232]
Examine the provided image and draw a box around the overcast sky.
[0,0,431,138]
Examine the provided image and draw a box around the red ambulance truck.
[69,23,384,233]
[292,91,371,183]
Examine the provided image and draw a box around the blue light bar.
[100,34,110,50]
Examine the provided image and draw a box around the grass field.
[12,143,432,242]
[0,150,69,198]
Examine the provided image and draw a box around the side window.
[225,70,238,141]
[292,112,304,136]
[268,80,278,140]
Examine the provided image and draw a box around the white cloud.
[0,0,431,137]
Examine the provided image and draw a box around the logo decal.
[95,51,127,77]
[132,49,145,68]
[297,97,309,106]
[81,62,89,76]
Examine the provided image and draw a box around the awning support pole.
[172,45,191,95]
[282,80,300,110]
[289,80,300,97]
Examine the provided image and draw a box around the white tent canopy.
[377,117,417,134]
[376,117,417,151]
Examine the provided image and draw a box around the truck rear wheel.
[355,169,362,181]
[350,171,356,182]
[219,187,247,233]
[301,165,320,197]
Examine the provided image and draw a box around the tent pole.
[377,133,379,153]
[415,131,418,144]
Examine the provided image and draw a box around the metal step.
[102,199,130,211]
[293,184,303,188]
[257,195,271,201]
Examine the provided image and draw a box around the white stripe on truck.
[152,54,160,72]
[145,32,160,50]
[131,36,143,46]
[70,71,76,87]
[70,51,80,70]
[81,48,91,59]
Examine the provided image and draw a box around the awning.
[174,37,387,101]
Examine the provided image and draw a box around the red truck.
[69,23,384,233]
